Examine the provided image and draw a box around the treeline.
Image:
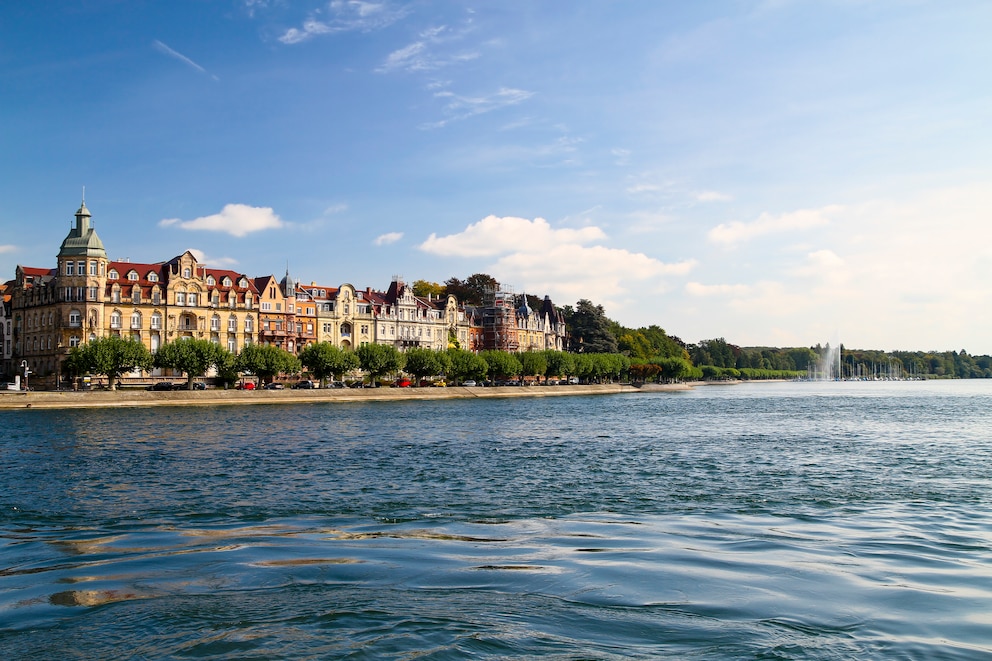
[424,274,992,381]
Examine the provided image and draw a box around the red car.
[236,381,256,390]
[393,378,412,388]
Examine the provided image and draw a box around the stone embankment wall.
[0,383,689,410]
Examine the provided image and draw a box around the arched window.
[131,311,142,329]
[151,312,162,330]
[108,269,118,279]
[228,315,237,332]
[110,310,122,328]
[245,316,254,332]
[127,270,139,281]
[210,314,221,331]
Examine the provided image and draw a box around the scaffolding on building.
[481,284,519,351]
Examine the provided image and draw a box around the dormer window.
[148,272,158,282]
[183,267,191,278]
[222,276,232,287]
[206,275,216,286]
[108,269,118,279]
[239,278,248,288]
[127,270,138,281]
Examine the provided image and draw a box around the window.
[151,333,160,352]
[222,276,232,287]
[361,324,369,334]
[275,303,282,312]
[127,270,138,281]
[151,313,162,330]
[76,261,84,274]
[112,287,121,303]
[188,293,197,307]
[206,275,215,286]
[245,295,253,309]
[69,310,81,327]
[176,292,186,306]
[228,338,237,353]
[148,272,158,282]
[76,287,84,302]
[245,316,254,332]
[152,289,161,305]
[65,261,75,276]
[261,302,272,311]
[69,336,80,348]
[108,269,118,279]
[211,315,221,331]
[131,312,142,329]
[89,261,97,275]
[239,278,248,288]
[323,323,332,333]
[132,289,141,304]
[88,286,98,300]
[110,311,122,328]
[183,267,191,278]
[228,316,237,332]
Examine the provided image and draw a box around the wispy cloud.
[159,204,285,237]
[0,245,16,254]
[695,190,733,202]
[152,40,219,81]
[374,232,403,246]
[708,205,842,246]
[420,86,535,129]
[376,24,480,73]
[278,1,407,45]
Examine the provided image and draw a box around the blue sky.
[3,1,991,353]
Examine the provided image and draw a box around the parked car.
[235,381,255,390]
[192,382,206,390]
[147,382,175,391]
[393,378,412,388]
[329,381,346,389]
[293,380,315,389]
[431,380,447,387]
[462,380,477,387]
[264,382,285,390]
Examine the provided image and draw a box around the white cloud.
[278,1,405,45]
[159,204,284,237]
[420,87,534,129]
[152,40,219,80]
[187,249,239,268]
[708,205,842,245]
[0,245,16,254]
[374,232,403,246]
[419,215,605,257]
[685,282,751,297]
[695,190,733,202]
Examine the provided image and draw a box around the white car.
[462,380,477,387]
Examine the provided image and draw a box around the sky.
[2,1,991,354]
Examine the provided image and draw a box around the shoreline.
[0,382,693,410]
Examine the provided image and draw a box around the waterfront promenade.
[0,383,685,410]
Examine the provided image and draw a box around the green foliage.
[356,343,405,385]
[565,299,619,354]
[517,351,548,380]
[411,280,446,298]
[300,342,359,386]
[480,350,522,380]
[236,343,301,384]
[73,335,153,390]
[154,339,231,390]
[404,347,448,383]
[443,273,498,306]
[542,350,575,380]
[446,348,488,383]
[618,325,688,361]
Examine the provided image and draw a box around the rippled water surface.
[2,381,991,659]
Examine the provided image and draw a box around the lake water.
[1,381,991,659]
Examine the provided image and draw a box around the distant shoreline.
[0,383,693,410]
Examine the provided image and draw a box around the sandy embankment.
[0,382,691,410]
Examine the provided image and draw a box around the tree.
[480,349,522,381]
[73,335,153,390]
[404,347,446,384]
[154,339,230,390]
[542,350,575,381]
[566,299,618,354]
[446,348,488,383]
[236,343,301,385]
[517,351,548,383]
[356,343,405,386]
[300,342,359,387]
[444,273,498,306]
[411,280,446,299]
